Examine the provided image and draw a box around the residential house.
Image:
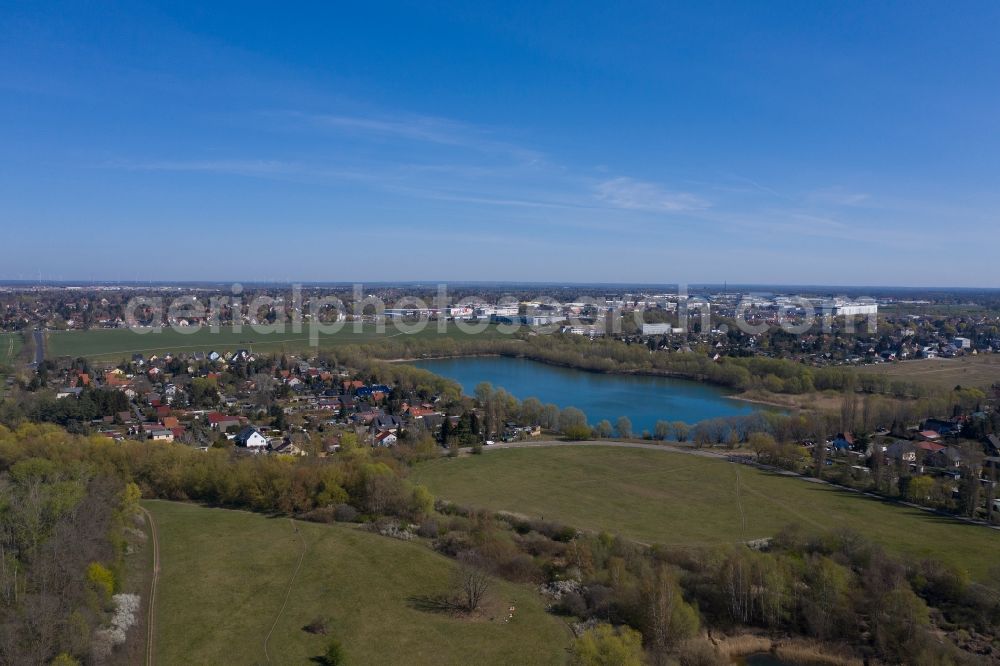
[374,431,398,447]
[984,434,1000,457]
[233,426,268,451]
[270,438,305,456]
[207,412,241,431]
[374,413,401,432]
[885,441,918,463]
[148,429,174,442]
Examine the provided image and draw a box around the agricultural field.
[46,323,512,363]
[0,331,23,366]
[145,500,569,666]
[412,445,1000,581]
[858,354,1000,390]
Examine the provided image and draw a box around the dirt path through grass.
[139,506,160,666]
[263,518,308,664]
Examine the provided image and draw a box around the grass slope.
[146,500,568,666]
[859,354,1000,390]
[48,324,511,362]
[0,332,22,366]
[412,446,1000,580]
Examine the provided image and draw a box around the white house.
[374,431,398,447]
[234,427,268,451]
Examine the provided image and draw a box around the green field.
[0,332,22,366]
[412,446,1000,580]
[858,354,1000,390]
[146,500,569,666]
[47,324,511,363]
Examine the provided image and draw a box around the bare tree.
[455,552,490,612]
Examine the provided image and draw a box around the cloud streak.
[594,177,710,212]
[280,110,544,163]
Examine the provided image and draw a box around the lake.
[410,356,767,432]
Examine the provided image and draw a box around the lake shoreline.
[409,355,770,431]
[389,351,796,410]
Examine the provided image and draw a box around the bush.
[677,638,727,666]
[322,638,344,666]
[434,531,474,557]
[497,553,542,582]
[563,424,592,441]
[333,503,359,523]
[417,519,439,539]
[300,506,336,523]
[570,624,644,666]
[554,591,588,617]
[303,616,329,635]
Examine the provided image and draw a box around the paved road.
[32,329,45,365]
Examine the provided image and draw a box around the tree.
[595,420,613,438]
[559,406,588,432]
[615,416,632,440]
[640,565,700,659]
[747,432,777,462]
[440,416,452,446]
[541,403,560,429]
[654,420,671,441]
[905,476,935,505]
[455,553,490,612]
[570,624,644,666]
[519,396,543,425]
[671,421,690,442]
[321,638,344,666]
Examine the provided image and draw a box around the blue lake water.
[410,356,767,432]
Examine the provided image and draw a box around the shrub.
[416,519,439,539]
[677,637,727,666]
[86,562,115,602]
[570,624,644,666]
[303,617,329,635]
[497,553,542,582]
[333,503,359,522]
[555,591,588,617]
[563,424,592,441]
[322,638,344,666]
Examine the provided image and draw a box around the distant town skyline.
[2,2,999,286]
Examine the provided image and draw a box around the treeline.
[323,333,969,404]
[0,423,436,526]
[0,451,134,665]
[0,387,130,433]
[428,502,996,665]
[319,348,464,402]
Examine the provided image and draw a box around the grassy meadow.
[47,323,512,363]
[412,446,1000,580]
[857,354,1000,390]
[859,354,1000,390]
[0,332,22,366]
[145,500,569,666]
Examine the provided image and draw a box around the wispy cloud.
[108,158,376,183]
[118,158,297,176]
[594,177,710,212]
[807,186,870,206]
[279,110,543,163]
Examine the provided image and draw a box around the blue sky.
[2,1,999,286]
